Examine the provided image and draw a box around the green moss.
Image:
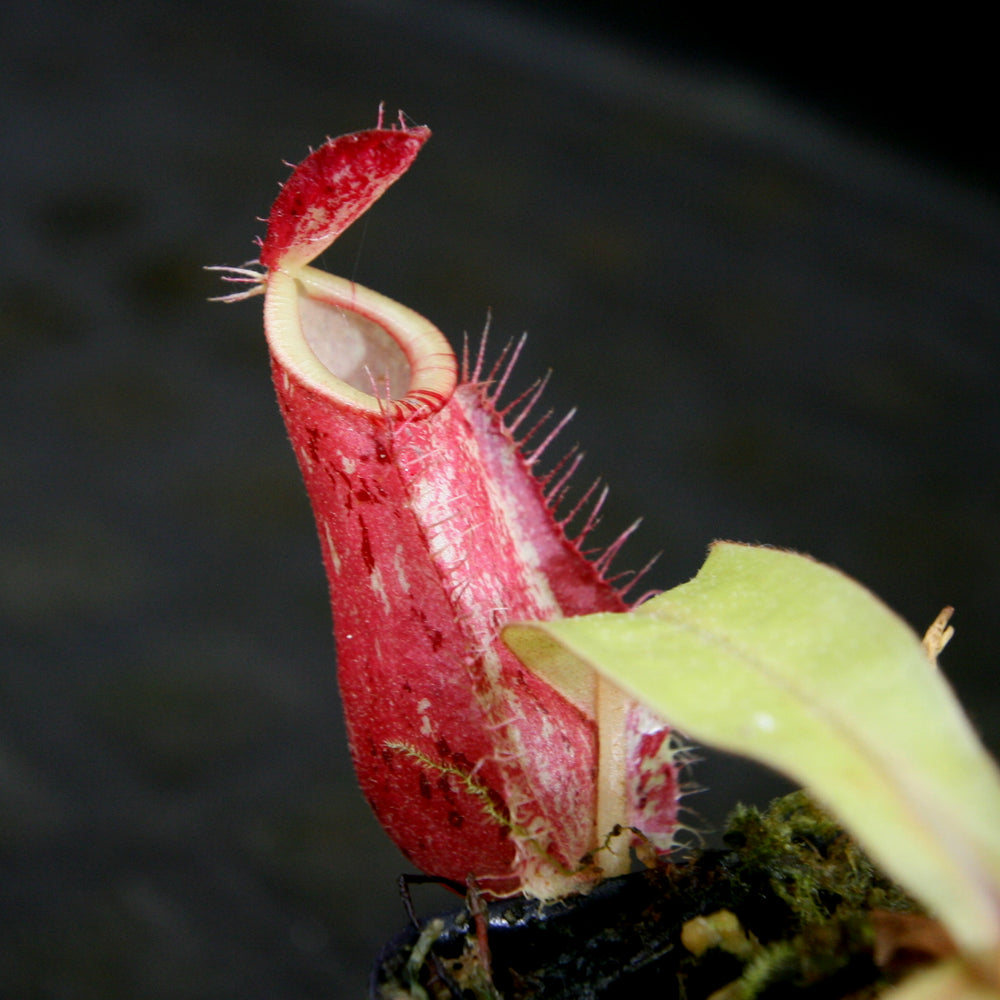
[722,790,915,928]
[699,791,920,998]
[375,791,924,999]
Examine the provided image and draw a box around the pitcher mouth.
[264,265,457,419]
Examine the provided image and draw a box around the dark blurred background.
[2,1,997,997]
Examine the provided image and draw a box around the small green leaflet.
[504,542,1000,970]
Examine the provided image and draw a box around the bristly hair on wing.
[462,320,659,608]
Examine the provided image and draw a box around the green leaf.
[504,542,1000,964]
